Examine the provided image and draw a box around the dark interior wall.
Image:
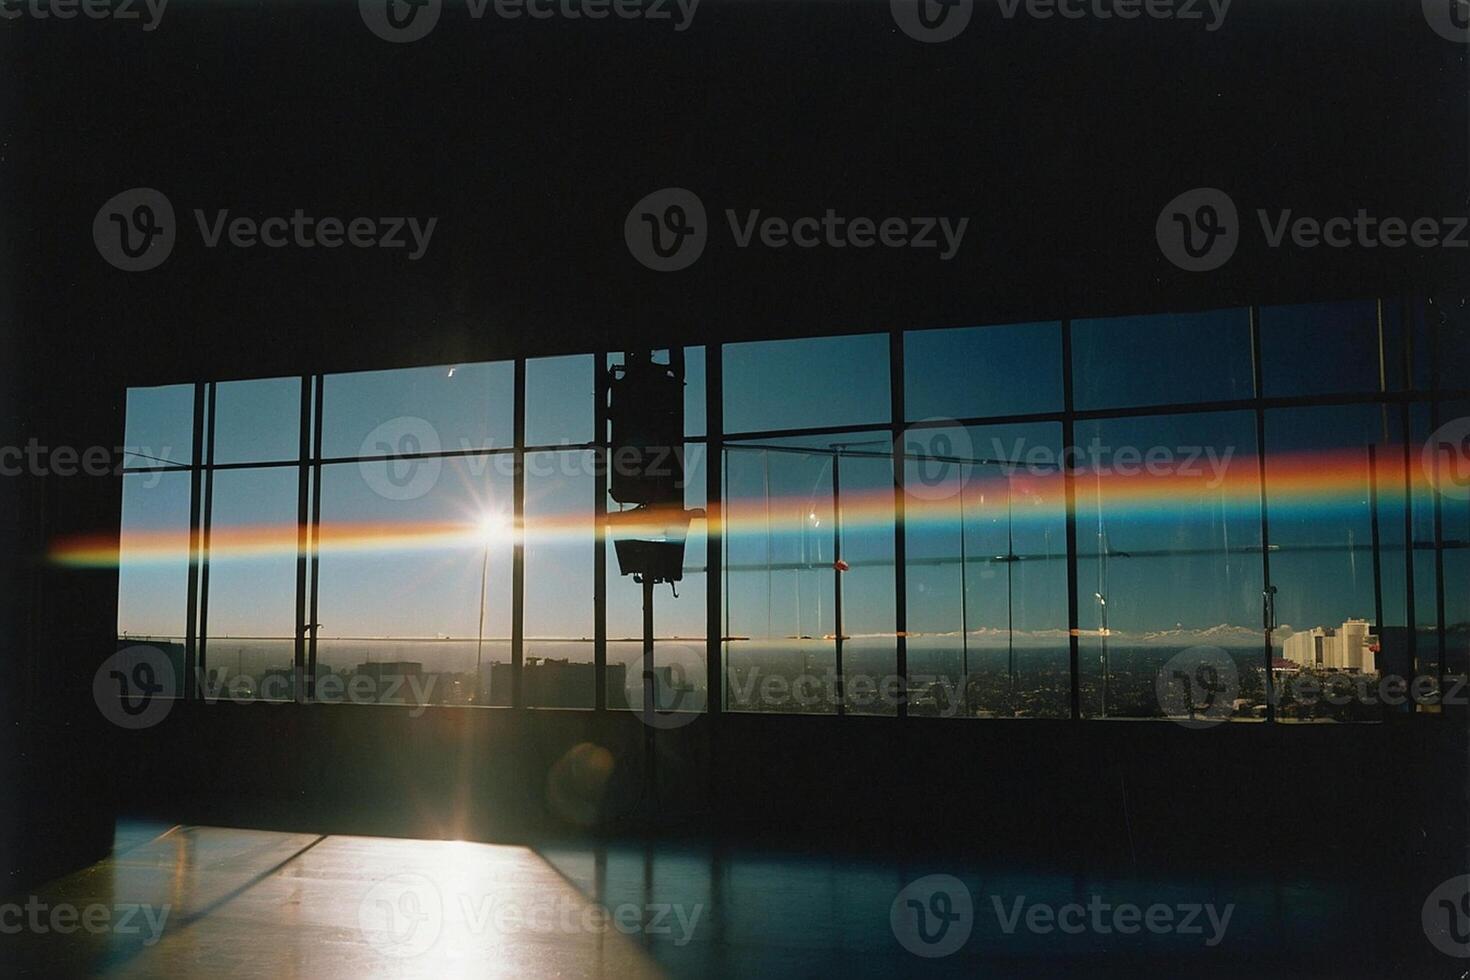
[9,0,1468,384]
[4,0,1467,893]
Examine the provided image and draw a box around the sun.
[475,510,510,544]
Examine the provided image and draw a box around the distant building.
[1337,619,1376,672]
[1282,619,1378,673]
[353,661,423,683]
[114,638,186,696]
[486,658,632,708]
[1283,628,1330,668]
[260,667,296,700]
[353,661,424,704]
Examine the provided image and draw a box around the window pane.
[684,347,707,438]
[1446,550,1469,685]
[116,472,192,696]
[1072,309,1252,410]
[202,467,299,701]
[834,451,896,715]
[1259,300,1381,397]
[526,355,595,447]
[321,361,513,460]
[905,422,1069,718]
[905,322,1061,421]
[1437,296,1470,392]
[1409,401,1445,696]
[214,376,302,464]
[1266,404,1401,722]
[315,456,514,707]
[721,434,897,715]
[524,450,596,707]
[723,334,889,434]
[1433,398,1470,551]
[1381,296,1433,392]
[1073,411,1265,720]
[723,444,839,713]
[122,384,194,469]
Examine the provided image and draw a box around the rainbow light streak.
[51,448,1425,569]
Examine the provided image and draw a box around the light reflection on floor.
[2,822,1447,978]
[3,823,663,978]
[533,838,1433,979]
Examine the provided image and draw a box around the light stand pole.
[475,537,489,703]
[831,449,844,716]
[642,573,656,792]
[1095,592,1109,717]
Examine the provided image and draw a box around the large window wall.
[113,295,1470,722]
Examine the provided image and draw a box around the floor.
[3,823,662,978]
[1,822,1455,977]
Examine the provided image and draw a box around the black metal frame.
[118,294,1467,722]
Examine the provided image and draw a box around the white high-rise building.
[1333,619,1376,673]
[1283,627,1329,668]
[1281,619,1377,673]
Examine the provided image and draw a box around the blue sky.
[114,313,1452,657]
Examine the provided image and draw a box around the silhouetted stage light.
[607,351,698,585]
[607,352,701,795]
[609,506,699,585]
[608,351,684,509]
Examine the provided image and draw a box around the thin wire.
[1006,475,1016,694]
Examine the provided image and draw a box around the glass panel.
[1445,550,1470,686]
[723,333,889,434]
[122,384,194,469]
[1074,411,1265,720]
[1259,300,1382,397]
[904,321,1062,421]
[684,347,707,438]
[1434,398,1470,550]
[314,456,515,707]
[320,361,513,460]
[1266,404,1402,722]
[904,422,1070,718]
[526,354,595,447]
[1381,296,1432,392]
[833,451,896,716]
[213,376,302,464]
[201,467,299,701]
[606,442,708,713]
[1072,309,1253,410]
[116,472,193,696]
[720,437,893,714]
[524,450,597,707]
[1436,296,1470,391]
[723,444,838,713]
[1408,400,1447,703]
